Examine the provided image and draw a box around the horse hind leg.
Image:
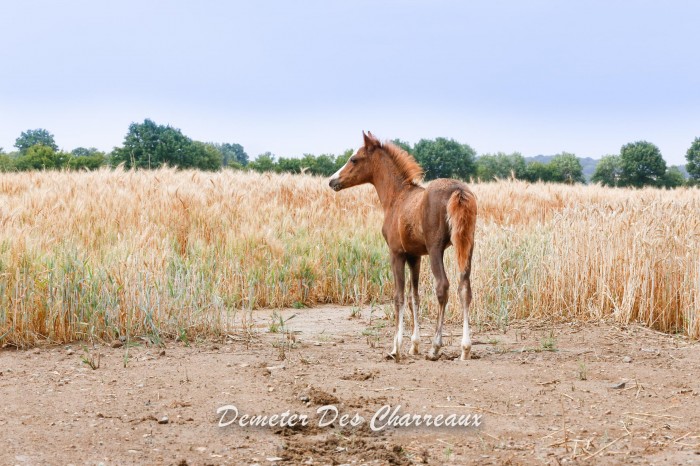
[407,256,421,355]
[427,248,448,361]
[458,269,473,361]
[446,187,476,361]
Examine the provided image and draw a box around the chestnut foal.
[329,132,477,361]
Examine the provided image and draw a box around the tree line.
[1,119,699,188]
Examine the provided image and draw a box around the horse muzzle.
[328,178,343,191]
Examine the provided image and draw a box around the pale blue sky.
[1,0,698,165]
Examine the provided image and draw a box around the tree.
[111,119,222,170]
[15,129,58,153]
[334,149,353,170]
[71,147,100,157]
[248,152,276,172]
[476,152,527,181]
[299,154,319,174]
[686,137,700,181]
[413,138,476,180]
[14,145,67,170]
[619,141,666,187]
[68,147,106,170]
[523,161,556,182]
[549,152,585,184]
[0,154,14,172]
[300,153,337,176]
[215,143,248,167]
[111,119,190,169]
[591,155,622,187]
[391,139,412,154]
[68,155,105,170]
[660,166,686,189]
[274,150,354,175]
[277,157,304,173]
[189,142,223,171]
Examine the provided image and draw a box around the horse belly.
[404,241,428,256]
[399,218,428,256]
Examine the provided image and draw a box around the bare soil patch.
[2,305,699,465]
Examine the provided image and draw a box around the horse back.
[385,179,472,255]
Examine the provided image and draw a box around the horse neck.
[371,157,410,213]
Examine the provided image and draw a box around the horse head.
[328,131,381,191]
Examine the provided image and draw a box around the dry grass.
[0,168,698,347]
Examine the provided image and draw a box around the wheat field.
[0,168,698,347]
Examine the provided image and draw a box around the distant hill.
[524,155,688,182]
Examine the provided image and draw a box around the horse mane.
[381,141,424,186]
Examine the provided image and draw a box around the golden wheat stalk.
[0,168,697,347]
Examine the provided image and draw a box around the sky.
[1,0,699,165]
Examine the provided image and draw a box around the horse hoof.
[426,350,441,361]
[386,352,400,362]
[409,345,419,356]
[460,346,472,361]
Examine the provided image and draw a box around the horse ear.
[363,131,380,150]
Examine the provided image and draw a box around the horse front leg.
[388,253,406,362]
[407,256,421,355]
[427,248,449,361]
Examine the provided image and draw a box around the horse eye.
[350,157,357,164]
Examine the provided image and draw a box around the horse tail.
[446,188,477,273]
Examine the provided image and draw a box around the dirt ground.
[1,305,699,465]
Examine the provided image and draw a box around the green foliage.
[271,150,354,176]
[413,137,476,180]
[111,119,222,170]
[67,147,106,170]
[112,119,189,169]
[68,154,105,170]
[14,145,68,170]
[276,157,304,173]
[591,155,622,187]
[476,152,527,181]
[248,152,276,173]
[476,152,585,185]
[302,153,337,176]
[391,139,412,153]
[6,125,688,191]
[523,161,555,183]
[619,141,667,187]
[190,142,224,171]
[540,331,557,351]
[334,149,353,168]
[660,166,686,189]
[0,154,15,172]
[15,128,58,153]
[214,142,248,167]
[686,137,700,181]
[549,152,585,184]
[71,147,100,157]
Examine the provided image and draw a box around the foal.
[329,132,477,361]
